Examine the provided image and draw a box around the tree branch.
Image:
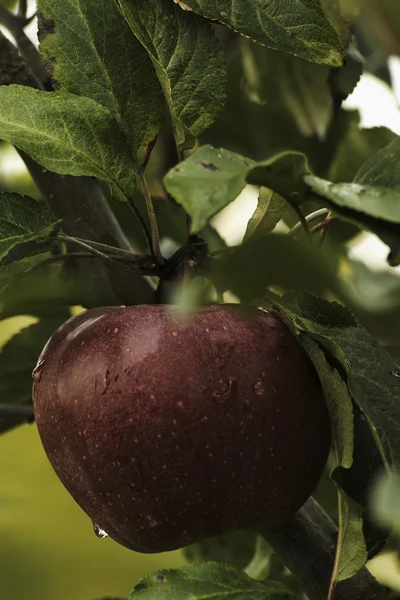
[263,498,399,600]
[0,6,48,88]
[0,403,34,419]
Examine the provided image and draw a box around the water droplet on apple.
[93,522,108,538]
[32,360,46,382]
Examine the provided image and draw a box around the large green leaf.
[306,136,400,223]
[273,293,393,582]
[164,146,255,231]
[320,0,360,46]
[0,86,136,200]
[117,0,227,152]
[0,192,59,264]
[0,315,68,435]
[276,292,400,472]
[241,40,333,138]
[292,335,366,583]
[37,0,164,166]
[164,145,310,232]
[174,0,343,66]
[129,562,293,599]
[328,126,396,183]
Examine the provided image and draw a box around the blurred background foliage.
[2,0,400,598]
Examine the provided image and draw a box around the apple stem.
[262,497,397,600]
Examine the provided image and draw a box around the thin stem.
[310,216,336,235]
[293,205,312,242]
[136,170,164,265]
[42,235,158,274]
[288,208,330,238]
[71,237,153,261]
[0,403,34,419]
[0,6,48,88]
[126,196,154,254]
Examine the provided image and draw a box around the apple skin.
[32,304,331,553]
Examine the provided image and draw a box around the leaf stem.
[310,216,336,236]
[288,208,330,238]
[42,235,158,274]
[136,170,164,265]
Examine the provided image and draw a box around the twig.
[263,497,398,600]
[310,216,336,236]
[136,170,164,265]
[288,208,329,238]
[42,235,158,275]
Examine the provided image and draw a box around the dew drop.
[392,371,400,378]
[253,378,265,396]
[93,522,108,539]
[32,360,46,383]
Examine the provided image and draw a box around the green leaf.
[241,40,333,139]
[303,137,400,261]
[276,292,400,471]
[337,408,389,561]
[244,188,286,240]
[304,174,400,225]
[0,192,59,264]
[129,562,293,599]
[320,0,360,46]
[211,233,340,302]
[0,86,136,201]
[164,145,310,232]
[329,41,364,104]
[117,0,227,152]
[281,328,367,582]
[37,0,164,167]
[184,532,258,569]
[272,294,392,582]
[329,126,396,183]
[310,135,400,222]
[164,146,255,231]
[371,473,400,534]
[0,315,68,434]
[175,0,344,66]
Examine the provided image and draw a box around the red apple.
[32,304,331,553]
